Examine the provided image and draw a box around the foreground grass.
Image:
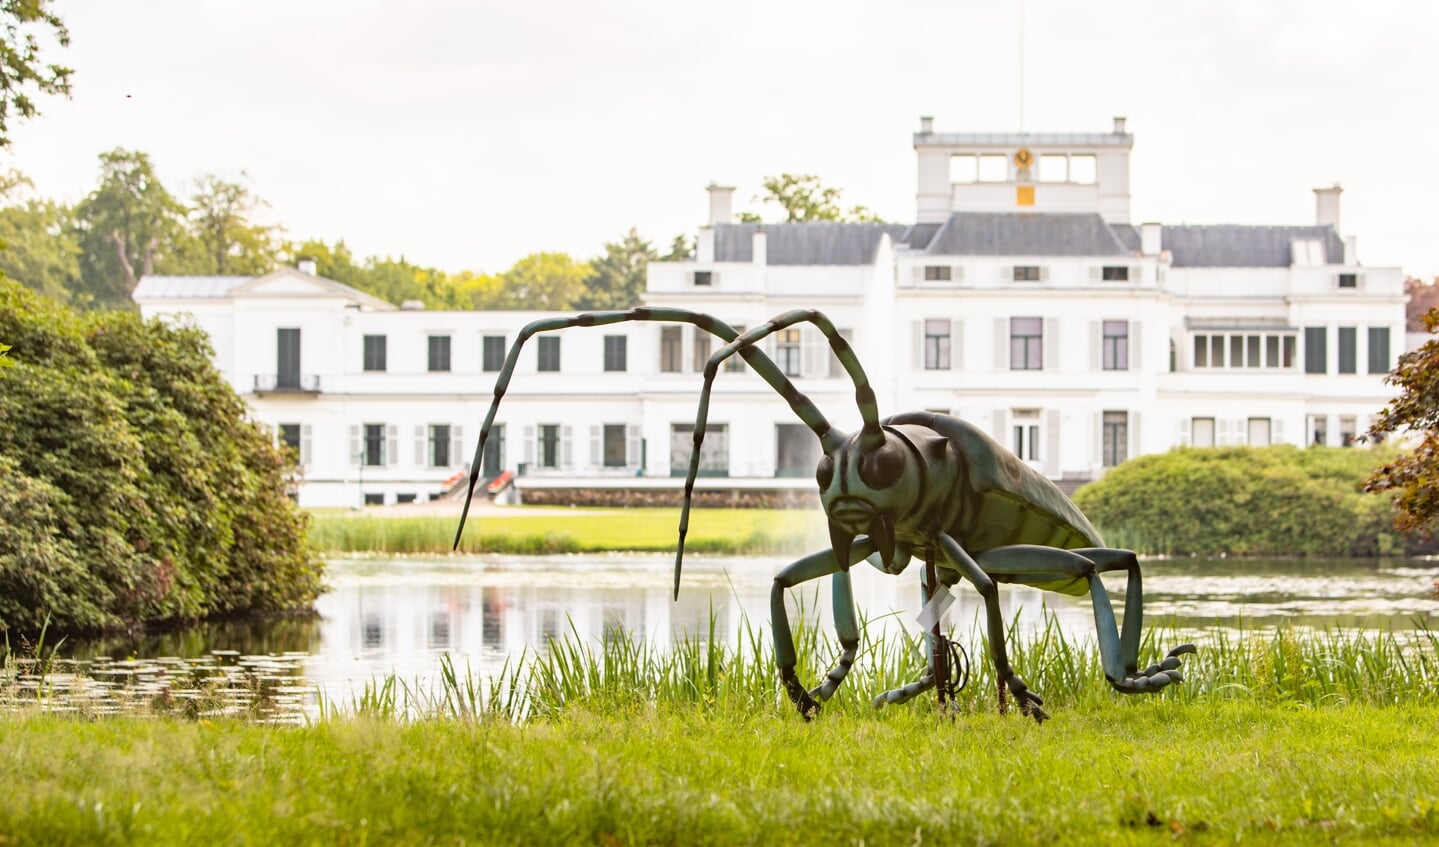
[2,702,1438,845]
[309,507,828,555]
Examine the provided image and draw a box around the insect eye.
[858,442,905,490]
[816,455,835,490]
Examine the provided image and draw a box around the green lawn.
[309,507,829,555]
[3,702,1437,845]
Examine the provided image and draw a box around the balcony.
[254,374,322,395]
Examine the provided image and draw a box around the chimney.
[1314,184,1342,231]
[752,227,767,266]
[297,257,317,275]
[1140,222,1162,256]
[1112,116,1128,135]
[919,115,934,134]
[706,182,735,226]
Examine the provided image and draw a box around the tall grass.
[309,607,1439,724]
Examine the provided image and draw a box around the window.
[537,336,561,372]
[603,335,627,372]
[1038,154,1068,182]
[1338,273,1358,289]
[670,423,728,477]
[1012,411,1040,462]
[923,265,952,281]
[428,335,451,372]
[693,271,712,286]
[1193,333,1295,369]
[278,423,301,455]
[1010,317,1043,370]
[725,325,746,373]
[1304,327,1327,374]
[950,155,978,183]
[978,154,1007,181]
[364,423,384,466]
[538,424,560,468]
[1368,327,1391,374]
[775,423,820,478]
[1191,417,1215,448]
[396,493,417,505]
[1310,414,1328,446]
[363,335,387,371]
[1102,321,1128,370]
[1012,266,1041,282]
[776,329,802,377]
[660,327,683,372]
[1326,416,1347,445]
[1101,266,1129,281]
[1069,155,1097,184]
[277,327,301,389]
[482,335,505,372]
[1102,412,1128,467]
[1337,327,1356,374]
[603,424,626,467]
[428,424,451,467]
[693,332,711,373]
[363,493,384,506]
[1247,417,1272,447]
[924,319,951,370]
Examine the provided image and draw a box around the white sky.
[7,0,1439,278]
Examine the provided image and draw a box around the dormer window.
[1337,273,1357,289]
[1101,266,1130,281]
[1012,266,1041,282]
[923,265,952,281]
[693,271,713,287]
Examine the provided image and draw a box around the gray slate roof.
[132,276,250,299]
[1161,225,1344,267]
[925,213,1132,257]
[714,222,915,265]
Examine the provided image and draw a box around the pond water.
[7,555,1438,721]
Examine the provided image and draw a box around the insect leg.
[1072,548,1195,693]
[933,534,1049,722]
[772,538,876,720]
[870,574,939,708]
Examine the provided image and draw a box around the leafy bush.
[0,280,322,635]
[1072,445,1405,556]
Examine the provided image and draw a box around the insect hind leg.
[1071,548,1195,693]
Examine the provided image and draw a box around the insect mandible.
[455,306,1195,721]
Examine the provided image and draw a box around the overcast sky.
[7,0,1438,278]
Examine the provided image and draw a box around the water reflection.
[15,554,1439,720]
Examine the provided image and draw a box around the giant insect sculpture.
[455,307,1193,721]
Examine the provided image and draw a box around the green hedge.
[0,280,323,635]
[1072,445,1404,556]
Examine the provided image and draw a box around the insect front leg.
[772,539,875,720]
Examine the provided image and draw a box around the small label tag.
[916,584,955,630]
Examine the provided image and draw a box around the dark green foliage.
[1073,445,1404,556]
[0,0,70,147]
[0,280,322,635]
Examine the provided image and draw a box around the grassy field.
[309,507,830,555]
[2,702,1437,845]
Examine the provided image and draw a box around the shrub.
[1072,445,1404,556]
[0,280,322,635]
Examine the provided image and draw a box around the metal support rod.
[924,550,950,709]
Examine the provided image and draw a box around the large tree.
[499,252,591,310]
[742,173,882,223]
[0,0,71,147]
[0,169,79,302]
[171,173,280,276]
[73,149,186,305]
[1365,308,1439,535]
[578,227,655,310]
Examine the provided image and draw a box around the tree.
[750,173,882,223]
[579,227,655,309]
[499,252,591,310]
[0,0,71,147]
[661,234,693,261]
[0,169,80,302]
[1364,308,1439,535]
[73,149,186,306]
[171,174,280,276]
[1405,276,1439,332]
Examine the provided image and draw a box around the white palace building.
[135,117,1406,508]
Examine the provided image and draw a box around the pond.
[7,555,1438,722]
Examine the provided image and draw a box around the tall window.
[1310,414,1328,446]
[538,424,560,468]
[1102,321,1128,370]
[1339,416,1357,446]
[1368,327,1391,374]
[660,327,683,372]
[428,424,451,467]
[537,336,561,372]
[1010,317,1043,370]
[1247,418,1272,447]
[1337,327,1357,374]
[776,328,801,377]
[692,333,712,373]
[364,423,384,466]
[924,319,951,370]
[1191,417,1215,448]
[1304,327,1327,374]
[603,424,626,467]
[482,336,505,371]
[603,336,627,372]
[1193,332,1295,368]
[725,325,746,372]
[277,328,301,388]
[1102,411,1128,467]
[428,335,451,372]
[278,423,301,457]
[670,423,728,477]
[363,335,387,371]
[1012,411,1040,461]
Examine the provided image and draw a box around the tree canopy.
[0,0,71,147]
[740,173,882,223]
[1364,308,1439,535]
